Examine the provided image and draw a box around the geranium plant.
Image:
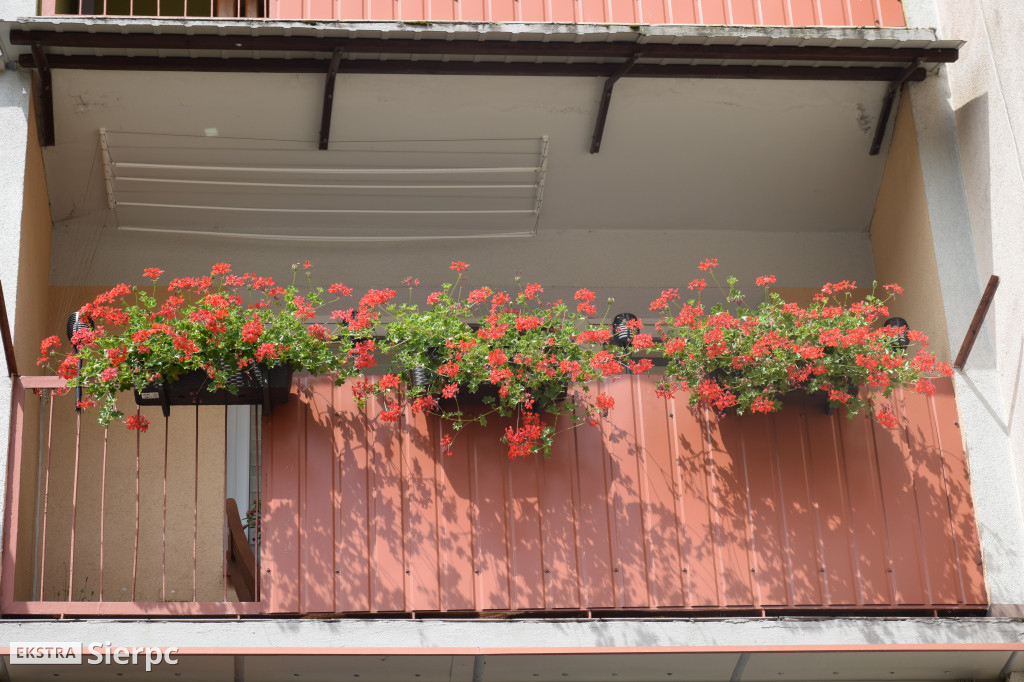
[357,262,655,458]
[652,258,953,427]
[38,262,361,431]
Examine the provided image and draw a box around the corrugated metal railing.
[40,0,906,26]
[262,374,984,616]
[1,373,985,618]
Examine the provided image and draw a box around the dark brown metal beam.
[954,274,1000,371]
[590,51,640,154]
[869,59,921,155]
[8,29,959,64]
[30,44,55,147]
[0,281,18,377]
[17,53,928,82]
[318,48,343,150]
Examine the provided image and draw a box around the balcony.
[37,0,907,26]
[1,373,986,618]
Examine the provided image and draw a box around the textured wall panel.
[267,0,906,26]
[261,375,983,615]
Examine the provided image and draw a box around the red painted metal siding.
[265,0,905,25]
[261,375,984,615]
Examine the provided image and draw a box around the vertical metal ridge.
[469,421,482,611]
[667,391,691,607]
[432,414,445,612]
[567,395,586,609]
[598,379,622,607]
[859,408,898,605]
[737,417,761,607]
[330,381,340,611]
[631,374,655,608]
[797,410,829,605]
[833,415,865,605]
[768,415,796,607]
[296,380,307,613]
[703,408,726,607]
[899,386,937,605]
[928,388,970,606]
[192,406,199,601]
[500,428,514,610]
[400,397,413,611]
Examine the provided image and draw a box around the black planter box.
[134,364,293,417]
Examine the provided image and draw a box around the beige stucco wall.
[13,97,52,377]
[11,96,52,602]
[868,89,951,364]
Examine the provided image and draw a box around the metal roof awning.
[3,19,961,153]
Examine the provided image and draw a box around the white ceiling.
[42,65,892,311]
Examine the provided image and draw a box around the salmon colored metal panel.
[839,416,894,604]
[572,393,616,608]
[772,409,825,606]
[508,449,545,610]
[403,406,442,612]
[306,0,334,18]
[700,0,727,23]
[367,396,406,612]
[871,392,928,605]
[900,388,961,605]
[263,389,301,614]
[255,0,910,25]
[817,0,847,25]
[730,0,757,23]
[848,0,879,25]
[333,381,372,613]
[538,411,582,609]
[803,415,858,605]
[759,0,787,23]
[707,415,755,606]
[786,0,818,24]
[300,378,337,613]
[666,0,697,23]
[635,377,685,608]
[674,396,721,607]
[337,0,363,18]
[437,421,475,611]
[877,0,906,27]
[470,416,513,611]
[738,415,788,606]
[604,378,649,608]
[929,380,986,606]
[253,375,984,616]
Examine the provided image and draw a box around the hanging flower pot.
[134,363,293,417]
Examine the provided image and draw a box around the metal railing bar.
[37,393,55,601]
[162,416,169,602]
[0,281,18,377]
[99,426,108,601]
[132,409,141,601]
[193,405,199,602]
[68,409,82,602]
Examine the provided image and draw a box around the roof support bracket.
[318,48,343,151]
[590,51,642,155]
[30,44,55,147]
[869,59,922,155]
